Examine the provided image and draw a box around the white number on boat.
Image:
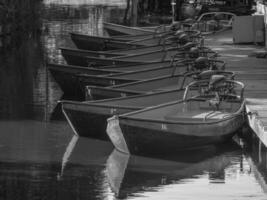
[161,124,167,130]
[110,108,117,114]
[110,80,116,85]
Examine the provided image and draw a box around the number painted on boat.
[110,80,116,85]
[110,108,117,114]
[161,124,167,130]
[120,93,126,97]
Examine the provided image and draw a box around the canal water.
[0,0,266,199]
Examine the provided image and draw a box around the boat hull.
[107,115,244,156]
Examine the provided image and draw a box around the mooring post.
[131,0,138,26]
[175,0,183,21]
[171,0,176,23]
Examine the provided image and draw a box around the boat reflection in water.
[106,143,241,199]
[245,134,267,194]
[60,135,113,177]
[59,136,114,200]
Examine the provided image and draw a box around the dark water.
[0,0,266,199]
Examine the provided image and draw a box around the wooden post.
[131,0,138,26]
[175,0,183,21]
[123,0,131,24]
[171,0,176,23]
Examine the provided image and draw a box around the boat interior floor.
[128,99,242,122]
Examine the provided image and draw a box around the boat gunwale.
[60,47,126,57]
[110,74,186,89]
[61,88,184,108]
[61,100,144,110]
[70,32,131,41]
[47,63,124,74]
[102,63,188,78]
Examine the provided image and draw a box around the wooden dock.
[206,30,267,145]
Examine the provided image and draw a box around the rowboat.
[70,31,177,51]
[61,88,185,139]
[84,43,199,67]
[54,57,225,99]
[61,42,209,67]
[77,60,190,87]
[107,75,245,155]
[103,22,172,36]
[107,144,240,198]
[48,59,189,98]
[104,12,235,37]
[85,59,226,100]
[60,45,175,66]
[71,29,201,51]
[61,70,234,140]
[61,46,178,67]
[70,33,141,51]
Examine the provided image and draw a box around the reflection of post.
[175,0,183,21]
[123,0,131,24]
[259,140,262,163]
[171,0,176,23]
[131,0,138,26]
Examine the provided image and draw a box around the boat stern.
[107,116,129,154]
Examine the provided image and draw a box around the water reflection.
[0,129,266,200]
[245,134,267,194]
[106,144,240,199]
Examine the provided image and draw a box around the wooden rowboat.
[70,33,142,51]
[48,60,182,98]
[61,42,208,67]
[84,43,199,67]
[103,22,171,36]
[76,60,190,87]
[85,59,227,100]
[61,46,179,67]
[60,45,175,66]
[70,31,177,51]
[70,29,201,51]
[61,70,234,140]
[53,58,225,99]
[61,88,185,140]
[107,76,245,155]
